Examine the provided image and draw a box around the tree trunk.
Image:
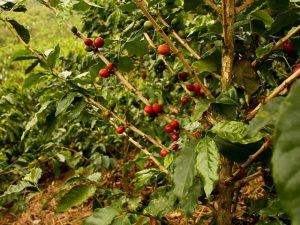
[221,0,235,90]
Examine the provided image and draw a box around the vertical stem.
[217,1,236,224]
[217,158,234,225]
[221,0,235,90]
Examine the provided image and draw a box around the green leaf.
[268,0,289,10]
[212,121,263,144]
[83,206,118,225]
[267,11,299,35]
[215,86,238,105]
[0,2,27,12]
[232,60,260,95]
[47,44,60,69]
[184,0,203,11]
[23,168,42,184]
[11,49,36,61]
[119,2,137,12]
[2,181,32,196]
[272,81,300,225]
[144,191,176,218]
[57,185,96,212]
[115,56,134,72]
[173,139,197,198]
[55,92,77,117]
[251,10,274,26]
[124,38,148,57]
[164,153,174,169]
[192,59,218,73]
[7,19,30,44]
[133,169,161,191]
[178,180,203,216]
[23,73,45,89]
[191,99,211,121]
[111,215,131,225]
[25,60,39,74]
[248,97,284,137]
[256,43,274,58]
[196,136,220,196]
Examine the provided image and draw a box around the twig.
[156,13,201,60]
[135,0,214,99]
[225,138,272,183]
[109,121,168,173]
[143,32,199,103]
[203,0,222,15]
[252,25,300,68]
[235,0,257,14]
[246,68,300,120]
[234,170,263,187]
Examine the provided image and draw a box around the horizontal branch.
[226,138,272,183]
[203,0,222,15]
[235,0,256,14]
[246,68,300,120]
[109,121,168,173]
[252,25,300,68]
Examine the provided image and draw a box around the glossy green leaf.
[215,86,238,105]
[212,121,263,144]
[57,185,96,212]
[89,62,106,80]
[83,206,118,225]
[248,97,284,137]
[55,92,77,117]
[272,81,300,225]
[173,139,197,198]
[124,38,148,57]
[23,168,42,184]
[256,43,274,58]
[7,19,30,44]
[251,10,274,26]
[23,73,45,89]
[11,49,36,61]
[47,44,60,69]
[191,99,211,121]
[196,136,220,196]
[115,56,134,72]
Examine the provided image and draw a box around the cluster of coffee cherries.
[83,37,114,78]
[159,120,180,157]
[144,103,163,116]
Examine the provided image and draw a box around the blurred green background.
[0,0,82,83]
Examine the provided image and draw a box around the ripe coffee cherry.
[157,44,170,55]
[152,103,163,114]
[283,40,294,53]
[186,83,194,91]
[172,144,179,151]
[94,37,105,48]
[164,125,174,133]
[292,65,300,74]
[170,120,179,130]
[144,105,154,115]
[106,63,114,71]
[193,83,201,95]
[116,126,125,134]
[99,68,110,78]
[178,71,188,81]
[194,130,202,138]
[171,133,179,142]
[84,38,94,46]
[159,149,169,157]
[181,97,189,104]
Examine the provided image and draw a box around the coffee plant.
[0,0,300,224]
